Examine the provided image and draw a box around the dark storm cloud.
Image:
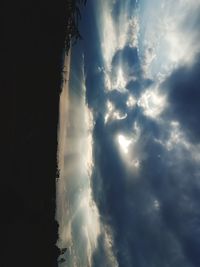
[91,116,162,266]
[82,55,200,267]
[92,131,187,266]
[92,115,200,267]
[107,89,128,113]
[79,0,106,113]
[85,70,107,113]
[90,106,200,267]
[141,139,200,267]
[140,128,199,267]
[80,18,190,266]
[126,78,153,97]
[80,2,200,267]
[163,55,200,143]
[112,46,140,74]
[150,56,200,266]
[126,79,142,96]
[91,115,127,214]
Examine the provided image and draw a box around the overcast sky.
[57,1,200,266]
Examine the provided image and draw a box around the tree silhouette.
[64,0,87,53]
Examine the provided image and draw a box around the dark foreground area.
[2,0,70,266]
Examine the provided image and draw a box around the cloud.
[92,225,119,267]
[112,46,140,71]
[137,86,167,119]
[139,0,200,80]
[57,50,102,267]
[163,55,200,143]
[126,77,154,100]
[91,114,200,266]
[87,60,200,267]
[75,1,200,267]
[111,46,141,86]
[92,130,196,267]
[101,45,144,93]
[138,137,200,267]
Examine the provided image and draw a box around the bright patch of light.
[139,0,200,80]
[163,25,196,66]
[126,95,137,108]
[128,17,140,47]
[107,101,114,112]
[116,123,141,170]
[99,3,117,70]
[114,112,127,120]
[138,89,166,119]
[153,200,160,210]
[113,68,127,91]
[104,101,114,123]
[117,131,141,171]
[116,127,141,173]
[80,189,101,247]
[84,106,94,177]
[132,159,140,168]
[96,0,140,94]
[105,101,127,123]
[117,134,132,154]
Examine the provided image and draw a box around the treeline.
[64,0,87,53]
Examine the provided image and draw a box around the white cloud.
[104,100,127,123]
[100,224,119,267]
[57,55,101,267]
[155,120,200,164]
[139,0,200,80]
[126,95,137,108]
[128,16,140,48]
[96,0,139,93]
[116,122,142,172]
[113,67,127,91]
[96,0,118,71]
[137,87,167,119]
[117,134,133,154]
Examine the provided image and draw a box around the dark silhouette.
[60,248,67,255]
[64,0,88,53]
[58,258,66,264]
[2,0,87,266]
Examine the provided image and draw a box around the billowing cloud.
[163,55,200,143]
[58,0,200,266]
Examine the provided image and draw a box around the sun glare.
[117,134,132,154]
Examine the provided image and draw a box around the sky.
[57,0,200,266]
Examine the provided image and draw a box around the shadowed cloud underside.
[57,1,200,266]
